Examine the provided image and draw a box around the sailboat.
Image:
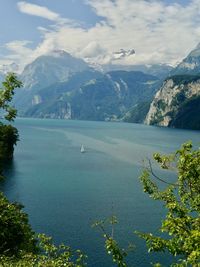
[80,144,85,153]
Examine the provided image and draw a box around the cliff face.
[145,43,200,130]
[145,75,200,128]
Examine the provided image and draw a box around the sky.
[0,0,200,70]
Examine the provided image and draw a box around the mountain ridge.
[23,70,160,121]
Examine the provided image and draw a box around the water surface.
[2,119,200,266]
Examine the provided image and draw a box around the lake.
[1,118,200,266]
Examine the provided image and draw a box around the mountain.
[169,96,200,130]
[21,50,89,90]
[0,62,20,74]
[102,64,173,79]
[172,43,200,75]
[145,43,200,130]
[11,50,162,121]
[0,63,19,83]
[145,75,200,129]
[123,101,151,123]
[14,50,90,114]
[112,48,135,59]
[24,70,160,121]
[23,69,104,118]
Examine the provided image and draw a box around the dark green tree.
[0,192,37,256]
[0,124,19,161]
[0,193,87,266]
[0,73,22,177]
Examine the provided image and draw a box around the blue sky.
[0,1,101,44]
[0,0,199,70]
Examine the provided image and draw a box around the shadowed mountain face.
[23,70,160,121]
[169,96,200,130]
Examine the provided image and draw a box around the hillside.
[145,43,200,130]
[172,43,200,75]
[14,50,89,114]
[24,70,160,121]
[145,75,200,129]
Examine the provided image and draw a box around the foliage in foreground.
[0,234,87,267]
[0,72,22,122]
[0,193,87,266]
[0,99,199,267]
[0,123,19,161]
[94,142,200,267]
[0,74,87,266]
[93,216,133,267]
[0,73,22,177]
[0,192,37,256]
[138,142,200,266]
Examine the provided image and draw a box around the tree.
[0,72,22,122]
[93,216,130,267]
[96,142,199,267]
[137,142,200,266]
[0,192,37,256]
[0,193,87,267]
[0,73,22,177]
[0,124,19,161]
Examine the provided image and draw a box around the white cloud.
[79,41,106,58]
[18,1,60,21]
[83,0,200,65]
[17,1,73,24]
[3,40,34,71]
[5,0,200,69]
[5,40,32,52]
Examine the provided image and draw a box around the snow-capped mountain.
[112,49,135,60]
[172,43,200,75]
[145,43,200,130]
[0,62,20,74]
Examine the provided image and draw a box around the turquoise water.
[2,118,200,266]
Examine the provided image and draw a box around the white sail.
[80,145,85,153]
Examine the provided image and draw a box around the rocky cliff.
[145,75,200,129]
